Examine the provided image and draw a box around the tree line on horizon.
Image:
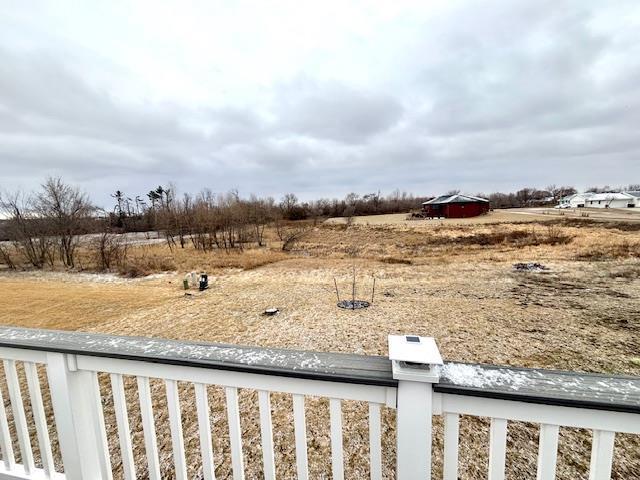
[1,177,638,271]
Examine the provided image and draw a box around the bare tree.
[0,190,53,268]
[33,177,93,268]
[247,195,274,246]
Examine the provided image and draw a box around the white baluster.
[3,360,34,474]
[368,403,382,480]
[536,424,559,480]
[137,376,160,480]
[589,430,615,480]
[110,374,136,480]
[0,377,15,470]
[443,413,459,480]
[329,398,344,480]
[293,394,308,480]
[165,380,187,480]
[24,362,54,477]
[225,387,245,480]
[195,383,216,480]
[488,418,507,480]
[258,390,275,480]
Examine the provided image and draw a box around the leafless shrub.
[275,220,312,252]
[118,253,176,277]
[92,231,129,271]
[0,244,15,269]
[545,224,571,244]
[343,205,356,226]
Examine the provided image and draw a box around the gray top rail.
[0,326,396,386]
[0,326,638,413]
[434,362,640,414]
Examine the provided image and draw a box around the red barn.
[422,194,490,218]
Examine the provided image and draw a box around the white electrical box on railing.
[388,335,443,365]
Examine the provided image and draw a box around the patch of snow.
[438,363,531,390]
[0,327,334,373]
[0,270,171,284]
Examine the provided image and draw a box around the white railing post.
[46,352,111,480]
[389,335,443,480]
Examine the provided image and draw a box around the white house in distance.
[558,191,639,209]
[558,193,593,208]
[585,192,636,208]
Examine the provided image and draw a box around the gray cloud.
[275,79,403,143]
[0,0,639,207]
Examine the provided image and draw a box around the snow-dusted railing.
[0,327,396,480]
[0,327,638,480]
[432,363,640,480]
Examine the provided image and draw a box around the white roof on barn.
[625,191,640,198]
[560,193,593,201]
[587,192,634,201]
[422,194,489,205]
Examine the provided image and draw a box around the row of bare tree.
[0,177,93,268]
[154,190,277,252]
[0,179,313,271]
[149,190,316,253]
[3,178,638,271]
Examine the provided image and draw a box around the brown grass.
[0,276,175,330]
[123,244,289,273]
[0,217,639,479]
[575,240,640,261]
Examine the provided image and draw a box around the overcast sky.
[1,0,639,208]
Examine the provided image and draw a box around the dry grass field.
[0,212,639,479]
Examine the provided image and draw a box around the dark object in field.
[264,308,279,316]
[513,262,548,272]
[199,274,209,291]
[337,300,370,309]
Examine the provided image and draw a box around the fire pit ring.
[337,300,370,310]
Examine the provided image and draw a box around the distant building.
[626,191,640,206]
[585,192,636,209]
[558,193,593,208]
[422,194,490,218]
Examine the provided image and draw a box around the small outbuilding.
[422,194,490,218]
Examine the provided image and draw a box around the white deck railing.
[0,327,637,480]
